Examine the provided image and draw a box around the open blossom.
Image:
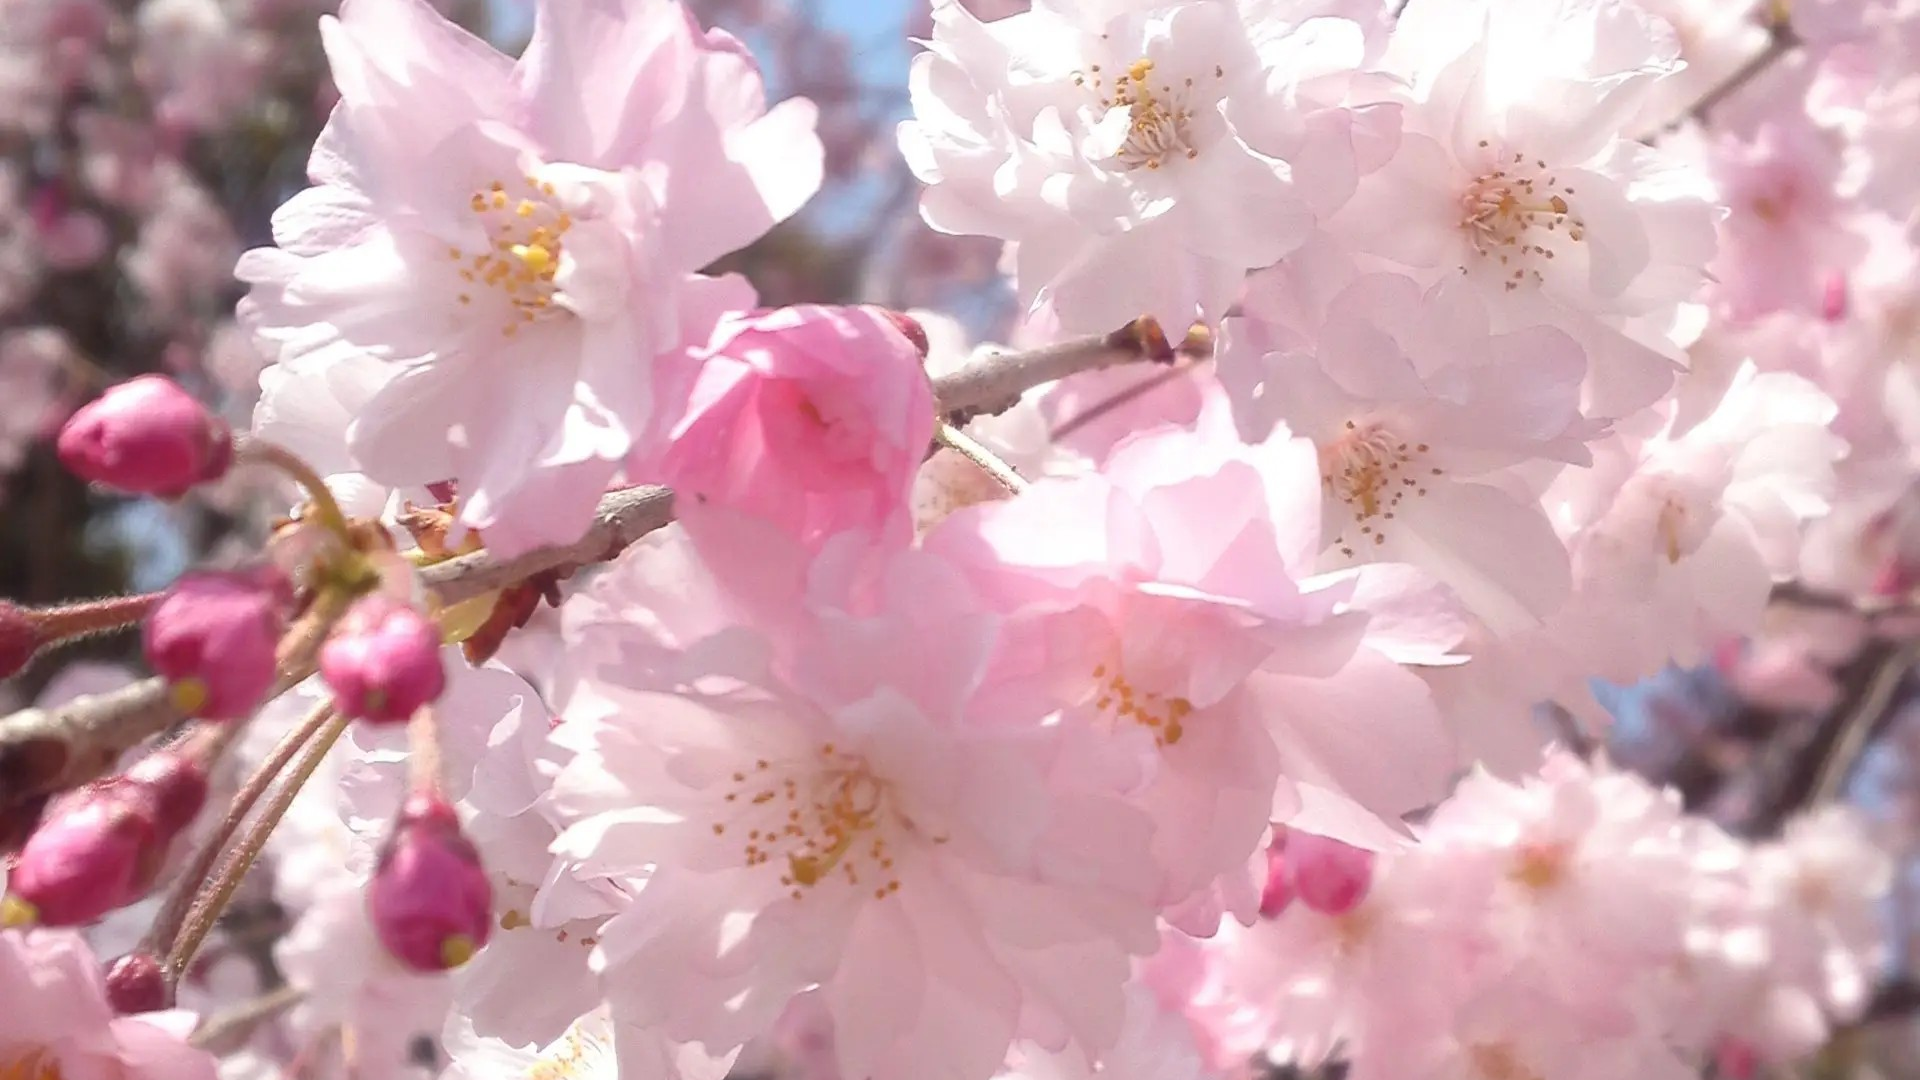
[655,305,935,546]
[1221,270,1598,631]
[0,929,216,1080]
[237,0,822,555]
[900,0,1323,334]
[1334,0,1720,416]
[928,411,1462,907]
[549,528,1164,1080]
[1549,364,1843,679]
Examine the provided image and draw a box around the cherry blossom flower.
[236,0,822,554]
[654,305,935,547]
[1334,0,1720,416]
[928,412,1462,903]
[0,928,216,1080]
[1220,271,1598,631]
[900,0,1321,334]
[549,528,1164,1080]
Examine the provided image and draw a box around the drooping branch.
[0,326,1173,810]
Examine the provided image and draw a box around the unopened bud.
[56,375,232,497]
[122,749,210,836]
[1821,272,1848,323]
[4,784,165,927]
[104,951,168,1014]
[1288,832,1374,916]
[144,569,288,720]
[879,309,930,357]
[367,793,492,972]
[321,597,446,725]
[0,600,39,679]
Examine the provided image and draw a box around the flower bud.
[144,569,288,720]
[1258,838,1295,919]
[104,951,168,1014]
[0,600,39,679]
[320,597,446,725]
[56,375,232,497]
[367,792,492,972]
[3,783,166,927]
[1288,832,1375,916]
[121,749,210,835]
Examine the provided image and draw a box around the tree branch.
[0,327,1169,813]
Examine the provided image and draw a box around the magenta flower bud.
[0,600,39,679]
[367,793,492,972]
[57,375,232,497]
[320,597,446,725]
[3,784,165,927]
[104,951,168,1014]
[1288,832,1375,916]
[1258,838,1295,919]
[121,750,210,835]
[144,569,288,720]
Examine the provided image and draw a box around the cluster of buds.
[2,748,209,927]
[1258,827,1376,919]
[15,372,491,979]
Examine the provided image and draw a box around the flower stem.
[937,421,1029,495]
[165,707,350,980]
[144,699,336,978]
[237,439,352,541]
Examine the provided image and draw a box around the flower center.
[528,1019,613,1080]
[0,1049,60,1080]
[1076,57,1217,171]
[1459,147,1586,291]
[448,176,576,338]
[1469,1043,1542,1080]
[1091,661,1194,746]
[1508,842,1567,892]
[1318,420,1439,557]
[714,745,909,902]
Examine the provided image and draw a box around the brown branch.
[1677,20,1800,132]
[0,327,1166,814]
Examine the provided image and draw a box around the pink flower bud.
[1258,837,1295,919]
[57,375,232,497]
[367,793,492,972]
[320,597,446,725]
[0,600,39,679]
[144,569,288,720]
[1288,832,1375,916]
[121,750,209,835]
[3,783,166,927]
[105,951,168,1014]
[1821,272,1848,323]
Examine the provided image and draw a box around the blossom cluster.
[5,0,1920,1077]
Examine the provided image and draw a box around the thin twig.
[236,439,352,540]
[931,333,1143,424]
[1810,640,1920,804]
[1050,361,1201,442]
[167,709,350,979]
[1675,21,1800,132]
[145,699,337,966]
[417,484,676,607]
[936,422,1029,494]
[189,984,305,1051]
[0,678,178,815]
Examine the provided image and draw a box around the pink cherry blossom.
[654,305,935,547]
[0,929,216,1080]
[548,527,1165,1080]
[901,0,1321,334]
[1220,270,1598,631]
[1333,0,1720,417]
[928,412,1462,906]
[236,0,822,555]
